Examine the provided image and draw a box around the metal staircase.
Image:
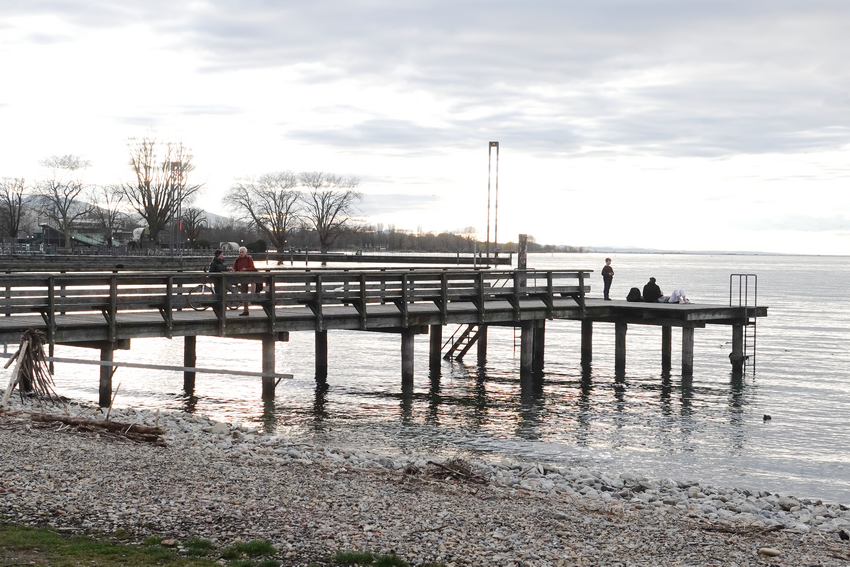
[730,274,758,372]
[442,324,481,361]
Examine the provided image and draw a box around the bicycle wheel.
[225,284,242,310]
[188,284,212,311]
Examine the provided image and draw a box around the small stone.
[758,547,781,557]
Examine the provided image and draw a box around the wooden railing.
[0,269,591,341]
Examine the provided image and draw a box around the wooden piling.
[99,345,113,407]
[682,326,694,376]
[581,320,592,367]
[477,325,488,366]
[401,328,415,383]
[429,324,442,369]
[183,336,196,394]
[661,325,672,374]
[533,320,545,373]
[315,330,328,379]
[615,322,627,376]
[520,321,534,374]
[262,334,275,399]
[730,324,744,373]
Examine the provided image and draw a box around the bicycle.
[187,281,242,311]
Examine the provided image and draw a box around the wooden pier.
[0,269,766,405]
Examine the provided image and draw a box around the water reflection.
[517,372,544,440]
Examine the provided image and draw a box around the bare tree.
[0,177,28,238]
[223,172,301,250]
[299,172,361,252]
[122,137,203,247]
[180,207,208,248]
[35,155,94,249]
[88,184,127,247]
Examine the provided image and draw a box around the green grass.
[0,523,443,567]
[220,540,278,560]
[0,523,219,567]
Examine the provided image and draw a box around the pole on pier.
[184,336,196,394]
[262,334,275,399]
[730,324,744,374]
[99,345,113,407]
[401,328,415,383]
[486,141,500,260]
[429,325,442,370]
[581,320,593,367]
[615,322,627,376]
[661,326,672,374]
[477,325,488,366]
[315,330,328,380]
[520,321,534,375]
[682,327,695,376]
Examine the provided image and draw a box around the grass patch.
[331,550,441,567]
[0,523,220,567]
[184,537,214,556]
[220,540,277,560]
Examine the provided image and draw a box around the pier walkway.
[0,269,766,405]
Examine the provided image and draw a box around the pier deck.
[0,269,766,404]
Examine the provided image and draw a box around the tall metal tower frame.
[487,141,499,259]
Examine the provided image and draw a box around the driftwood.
[29,413,166,444]
[427,458,488,485]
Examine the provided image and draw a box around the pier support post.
[682,327,694,376]
[429,325,442,370]
[262,334,275,400]
[477,325,488,366]
[615,322,627,376]
[99,345,113,407]
[315,330,328,379]
[184,336,196,394]
[401,328,415,383]
[581,320,592,367]
[520,321,534,375]
[661,326,672,374]
[730,324,745,373]
[533,320,545,373]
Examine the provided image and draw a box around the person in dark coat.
[643,277,663,303]
[601,258,614,300]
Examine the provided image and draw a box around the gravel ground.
[2,397,850,567]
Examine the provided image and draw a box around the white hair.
[238,246,248,253]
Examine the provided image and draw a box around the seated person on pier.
[643,277,663,303]
[643,278,690,304]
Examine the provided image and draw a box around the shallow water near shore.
[30,253,850,505]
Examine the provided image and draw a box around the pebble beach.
[2,394,850,567]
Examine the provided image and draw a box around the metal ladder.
[442,324,481,361]
[729,274,758,372]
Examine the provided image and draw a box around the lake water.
[35,253,850,505]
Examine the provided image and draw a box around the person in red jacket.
[233,246,257,315]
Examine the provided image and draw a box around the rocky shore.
[2,395,850,566]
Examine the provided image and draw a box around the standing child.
[602,258,614,300]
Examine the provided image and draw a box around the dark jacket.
[209,256,229,273]
[643,281,662,303]
[602,265,614,280]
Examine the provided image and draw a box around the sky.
[1,1,849,254]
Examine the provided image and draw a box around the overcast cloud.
[1,1,849,253]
